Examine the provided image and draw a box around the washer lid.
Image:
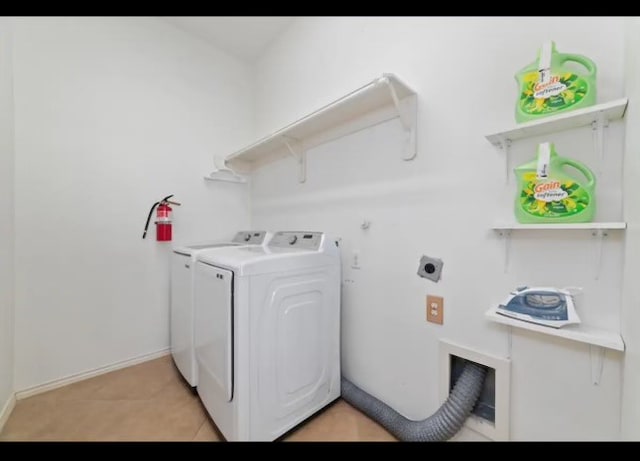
[173,241,240,256]
[186,243,241,250]
[172,231,273,255]
[196,232,339,276]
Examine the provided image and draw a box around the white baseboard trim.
[0,393,16,433]
[15,348,171,401]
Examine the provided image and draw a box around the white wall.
[12,17,252,391]
[252,17,627,440]
[0,18,15,416]
[620,18,640,440]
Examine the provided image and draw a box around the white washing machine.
[171,231,272,387]
[194,231,341,441]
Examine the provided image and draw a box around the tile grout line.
[192,419,208,441]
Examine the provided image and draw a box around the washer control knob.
[244,233,251,242]
[288,235,298,245]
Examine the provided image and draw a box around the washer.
[194,231,341,441]
[171,231,272,387]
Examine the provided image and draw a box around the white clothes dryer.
[171,231,272,387]
[194,231,341,441]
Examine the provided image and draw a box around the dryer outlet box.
[417,255,443,282]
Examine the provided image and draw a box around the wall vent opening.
[450,355,495,424]
[439,340,511,441]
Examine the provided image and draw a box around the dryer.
[171,231,271,387]
[194,231,341,441]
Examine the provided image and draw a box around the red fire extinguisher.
[142,194,181,242]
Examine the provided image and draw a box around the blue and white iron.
[497,286,581,328]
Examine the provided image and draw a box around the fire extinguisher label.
[156,203,172,241]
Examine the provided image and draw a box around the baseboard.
[0,393,16,433]
[15,348,170,401]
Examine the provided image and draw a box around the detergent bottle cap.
[537,41,556,83]
[536,142,552,179]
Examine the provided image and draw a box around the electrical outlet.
[417,255,443,282]
[351,250,361,269]
[426,295,444,325]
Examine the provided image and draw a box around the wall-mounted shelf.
[484,93,628,387]
[485,308,624,352]
[492,222,626,278]
[492,222,627,231]
[485,98,628,182]
[485,98,628,146]
[223,73,418,183]
[486,308,623,385]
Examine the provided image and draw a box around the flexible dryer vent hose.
[341,361,487,441]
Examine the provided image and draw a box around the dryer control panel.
[232,231,269,245]
[269,231,323,250]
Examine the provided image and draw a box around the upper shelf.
[224,73,417,180]
[485,98,628,147]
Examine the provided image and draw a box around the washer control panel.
[269,231,323,250]
[232,231,269,245]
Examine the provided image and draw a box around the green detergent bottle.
[514,142,596,223]
[515,41,597,123]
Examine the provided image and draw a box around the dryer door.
[194,262,234,402]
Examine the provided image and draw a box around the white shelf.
[485,308,624,352]
[223,73,417,182]
[492,222,627,231]
[485,98,628,146]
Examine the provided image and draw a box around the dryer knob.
[244,234,251,242]
[288,235,298,245]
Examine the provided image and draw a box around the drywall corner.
[620,17,640,441]
[0,16,16,430]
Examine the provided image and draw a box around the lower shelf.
[491,222,627,231]
[485,308,625,352]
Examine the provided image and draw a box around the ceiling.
[162,16,296,62]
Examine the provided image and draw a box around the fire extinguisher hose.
[142,194,174,239]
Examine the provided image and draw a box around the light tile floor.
[0,355,397,442]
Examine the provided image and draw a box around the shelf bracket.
[496,229,512,273]
[590,345,606,385]
[494,138,512,184]
[591,112,609,174]
[382,76,417,161]
[282,135,306,183]
[591,229,608,280]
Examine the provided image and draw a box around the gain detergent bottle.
[514,142,596,223]
[515,41,597,123]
